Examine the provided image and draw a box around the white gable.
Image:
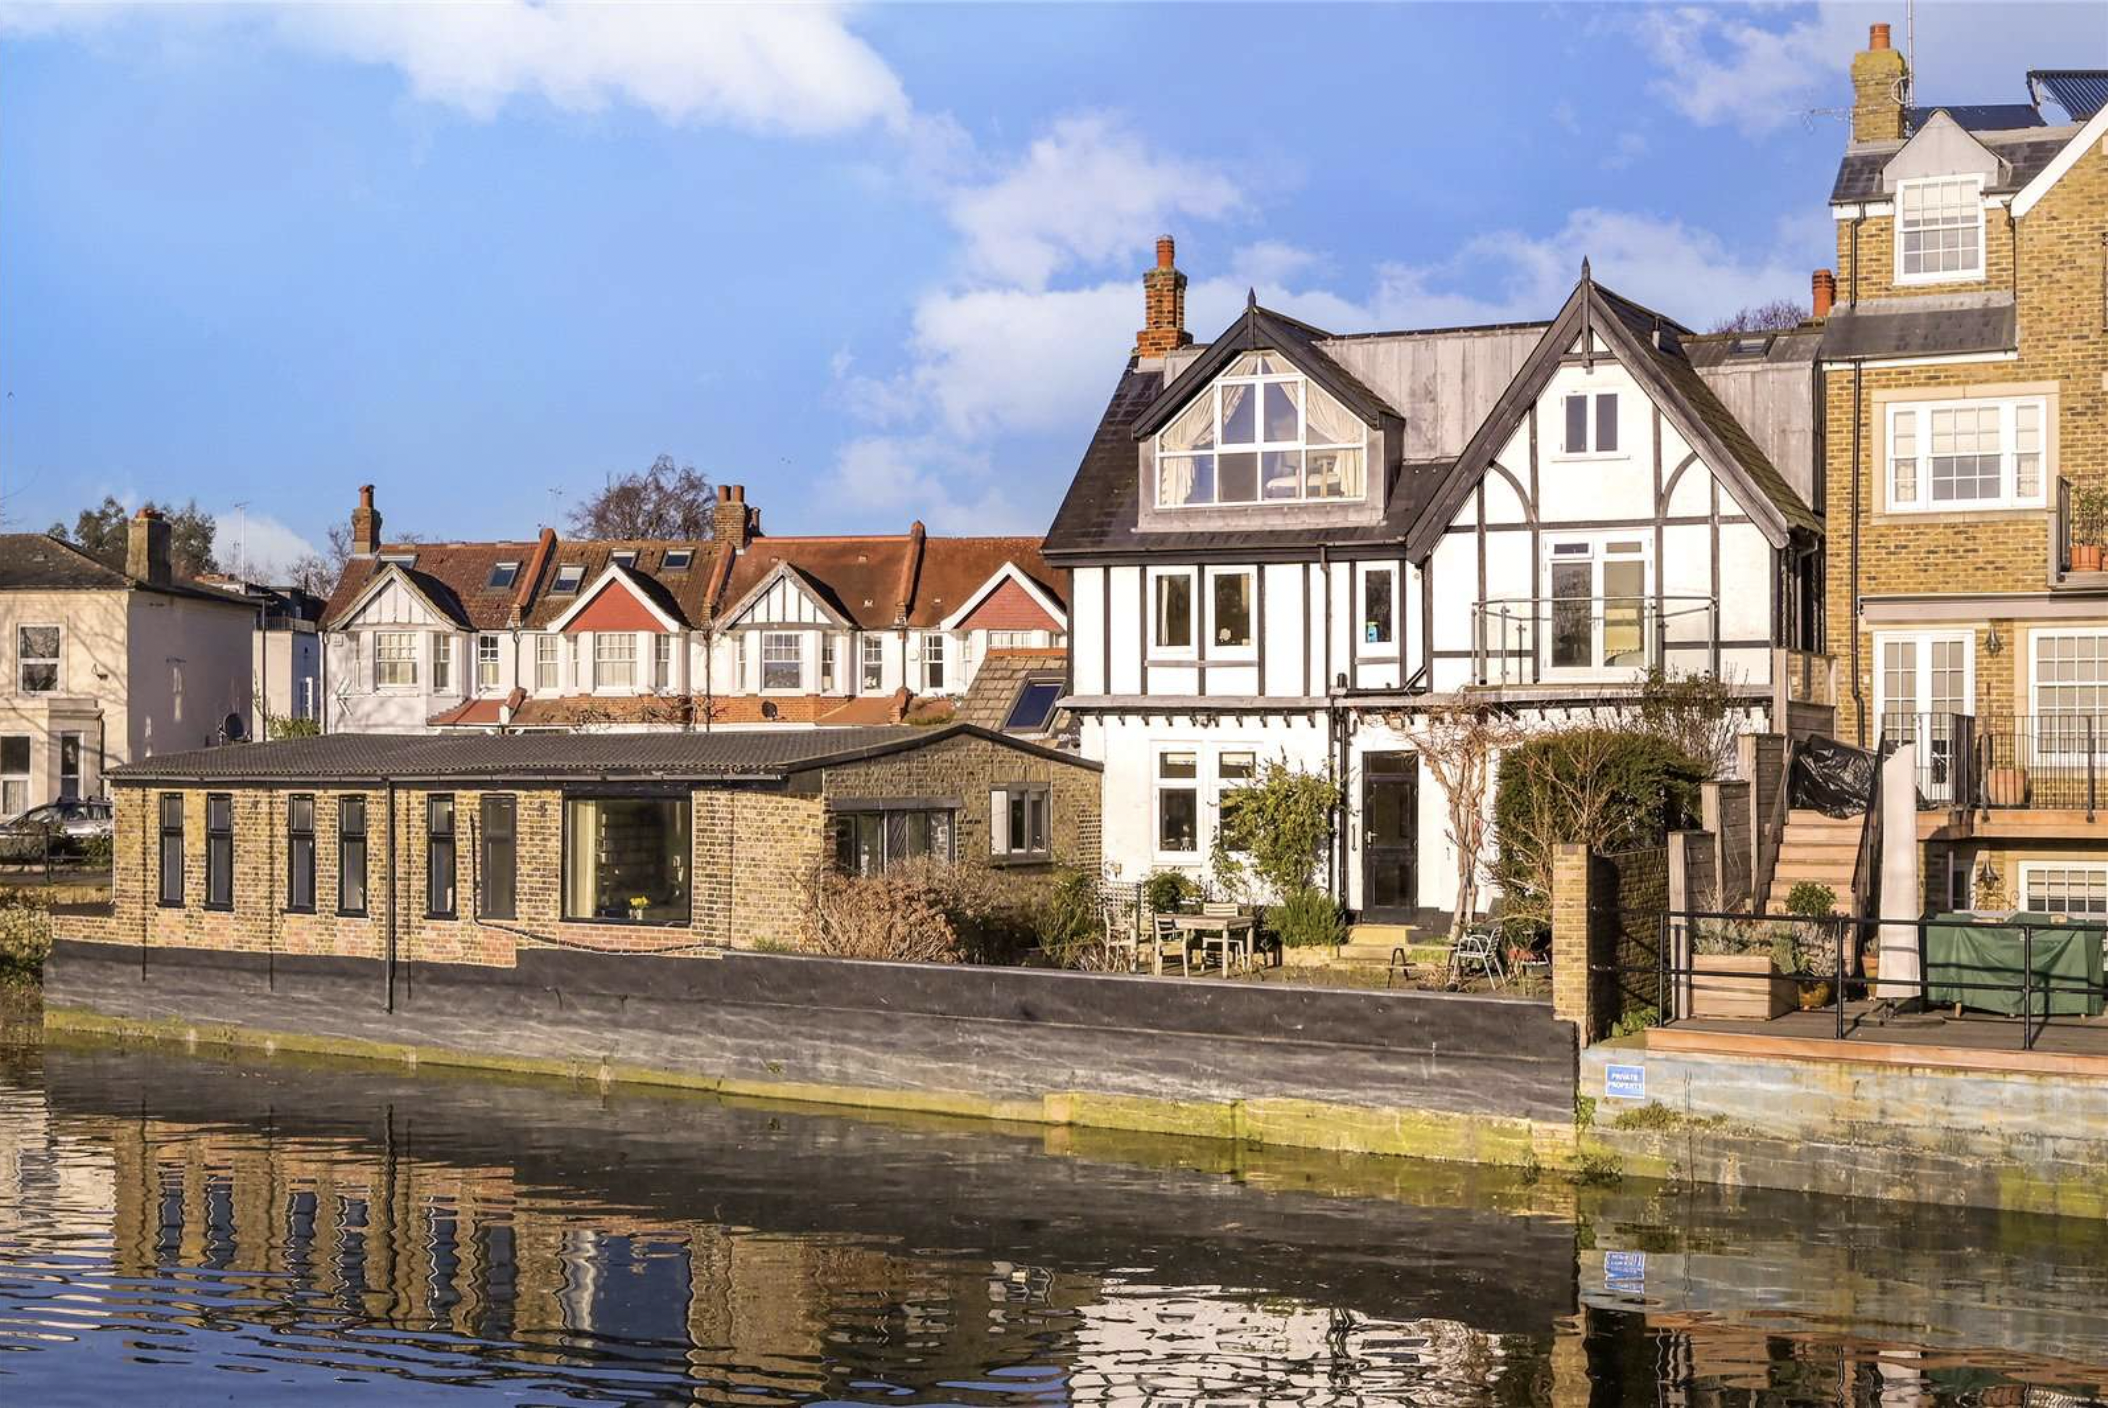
[1883,110,2001,191]
[726,567,843,628]
[338,570,450,629]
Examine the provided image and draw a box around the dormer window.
[663,549,693,572]
[1896,175,1984,282]
[1155,353,1366,509]
[551,564,585,594]
[380,553,418,568]
[611,550,638,568]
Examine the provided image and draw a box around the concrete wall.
[45,938,1579,1167]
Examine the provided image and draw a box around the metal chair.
[1449,928,1508,989]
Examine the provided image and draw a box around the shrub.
[1034,867,1102,969]
[1784,882,1836,917]
[0,890,51,983]
[1493,728,1704,929]
[1272,885,1343,948]
[1635,668,1743,778]
[1210,759,1341,899]
[265,714,322,741]
[1143,869,1197,916]
[78,833,114,870]
[799,859,1035,964]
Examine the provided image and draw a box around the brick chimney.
[713,484,753,552]
[1811,268,1837,320]
[1851,23,1908,144]
[350,484,382,557]
[1134,235,1192,359]
[127,507,172,586]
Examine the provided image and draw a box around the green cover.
[1924,913,2105,1017]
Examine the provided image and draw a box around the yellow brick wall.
[1827,145,2108,742]
[1835,207,2018,303]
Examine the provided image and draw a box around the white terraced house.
[1045,239,1833,929]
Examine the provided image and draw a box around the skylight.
[663,549,693,572]
[380,553,418,568]
[551,564,585,594]
[488,561,520,589]
[611,550,638,568]
[1003,678,1064,733]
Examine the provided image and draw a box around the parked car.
[0,799,114,861]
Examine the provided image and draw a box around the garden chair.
[1100,900,1140,973]
[1449,928,1508,989]
[1146,911,1192,976]
[1198,901,1252,973]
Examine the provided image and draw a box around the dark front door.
[1361,752,1417,922]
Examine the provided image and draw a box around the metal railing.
[1976,714,2108,816]
[1616,908,2108,1052]
[1877,712,1976,809]
[1470,595,1719,687]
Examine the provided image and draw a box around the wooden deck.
[1649,1001,2108,1076]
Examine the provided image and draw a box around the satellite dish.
[221,713,246,744]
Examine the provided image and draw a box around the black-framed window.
[338,796,368,916]
[479,794,517,920]
[158,793,185,907]
[427,795,456,918]
[989,784,1051,863]
[562,796,691,923]
[286,795,316,913]
[833,806,955,876]
[204,793,234,910]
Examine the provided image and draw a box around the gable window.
[477,634,501,691]
[1157,751,1199,855]
[0,737,26,817]
[1544,539,1649,674]
[923,633,948,692]
[1897,175,1984,282]
[1561,392,1619,455]
[426,795,456,918]
[487,561,520,590]
[17,626,59,693]
[1363,567,1395,647]
[861,635,884,692]
[551,564,585,594]
[762,632,802,691]
[338,795,368,916]
[376,632,418,688]
[479,795,516,921]
[1152,571,1194,654]
[1886,397,2046,512]
[595,631,637,689]
[989,784,1051,863]
[158,793,184,907]
[833,804,955,876]
[286,795,315,913]
[535,634,560,691]
[654,633,675,692]
[563,796,691,923]
[1155,352,1367,508]
[205,793,234,911]
[1207,569,1254,653]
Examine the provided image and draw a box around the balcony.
[1470,595,1719,688]
[2049,476,2108,591]
[1882,712,2108,824]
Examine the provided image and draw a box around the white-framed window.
[860,634,884,692]
[550,563,585,594]
[476,634,501,691]
[595,631,637,689]
[2020,861,2108,916]
[1896,175,1985,283]
[987,630,1046,650]
[2030,630,2108,723]
[1559,391,1620,456]
[1887,397,2046,512]
[375,632,418,689]
[1155,351,1366,508]
[16,625,59,694]
[1150,569,1196,657]
[1875,629,1974,801]
[433,634,455,692]
[654,633,675,692]
[923,632,949,692]
[569,635,582,690]
[734,633,748,690]
[1361,566,1395,650]
[0,736,27,818]
[535,634,560,692]
[762,632,802,691]
[1205,567,1255,657]
[1541,538,1650,674]
[1215,750,1258,855]
[819,635,838,693]
[1156,749,1199,855]
[989,784,1051,863]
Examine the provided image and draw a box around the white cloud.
[946,114,1243,288]
[5,2,910,135]
[820,435,1033,535]
[214,509,319,582]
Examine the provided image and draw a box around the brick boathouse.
[60,725,1101,965]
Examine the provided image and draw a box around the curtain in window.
[1303,383,1366,498]
[1218,382,1253,446]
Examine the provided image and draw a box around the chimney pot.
[1811,268,1837,320]
[1156,235,1175,270]
[127,507,172,586]
[1134,233,1193,359]
[350,484,382,557]
[1868,22,1890,49]
[713,484,752,552]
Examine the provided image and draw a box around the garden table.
[1159,913,1255,976]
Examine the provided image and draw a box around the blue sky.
[3,2,2102,574]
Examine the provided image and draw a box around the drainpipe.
[1847,212,1868,746]
[384,780,397,1012]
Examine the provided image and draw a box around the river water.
[2,1027,2106,1405]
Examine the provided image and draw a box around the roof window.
[380,553,418,568]
[611,550,638,568]
[551,564,585,594]
[488,561,520,589]
[1003,678,1064,733]
[1728,334,1773,358]
[663,549,693,572]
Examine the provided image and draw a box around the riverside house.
[62,725,1101,962]
[321,485,1067,735]
[1817,27,2108,912]
[1046,239,1831,929]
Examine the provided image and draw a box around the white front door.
[1874,631,1974,801]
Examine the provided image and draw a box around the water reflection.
[0,1034,2102,1405]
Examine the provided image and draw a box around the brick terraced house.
[321,484,1067,735]
[64,724,1100,962]
[1820,26,2108,912]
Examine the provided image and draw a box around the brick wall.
[1551,841,1669,1041]
[818,732,1102,875]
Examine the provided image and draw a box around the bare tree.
[1709,300,1808,334]
[1401,704,1526,938]
[568,455,714,540]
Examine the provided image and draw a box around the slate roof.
[1819,290,2018,361]
[1132,299,1396,440]
[0,533,260,610]
[108,722,1096,785]
[713,534,1062,630]
[1830,128,2076,202]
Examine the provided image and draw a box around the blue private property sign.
[1604,1064,1646,1101]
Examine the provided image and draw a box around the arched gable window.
[1156,352,1367,508]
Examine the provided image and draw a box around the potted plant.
[628,894,651,921]
[1981,728,2029,808]
[1784,882,1839,1009]
[1689,920,1796,1020]
[2075,484,2108,572]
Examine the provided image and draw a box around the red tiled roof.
[714,534,1062,630]
[323,537,723,633]
[957,576,1062,632]
[497,689,919,729]
[520,540,721,630]
[322,541,542,631]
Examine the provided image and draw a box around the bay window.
[432,634,453,692]
[761,632,801,691]
[595,632,637,689]
[563,796,691,923]
[1155,352,1366,507]
[535,634,560,691]
[654,633,675,692]
[375,632,418,688]
[477,634,501,691]
[861,634,884,692]
[1896,175,1984,282]
[1887,397,2046,511]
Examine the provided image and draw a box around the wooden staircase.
[1767,809,1862,910]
